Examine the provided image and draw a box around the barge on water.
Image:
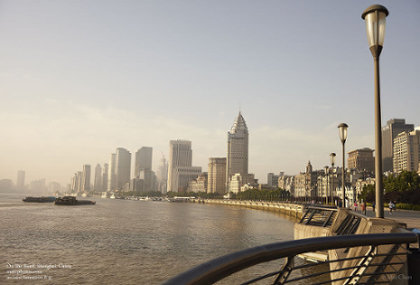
[23,196,56,203]
[55,196,96,206]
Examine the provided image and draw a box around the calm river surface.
[0,193,299,284]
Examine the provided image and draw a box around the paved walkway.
[358,206,420,229]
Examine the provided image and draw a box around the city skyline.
[1,1,419,185]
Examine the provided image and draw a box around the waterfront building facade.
[382,119,414,172]
[226,112,249,191]
[393,130,420,172]
[208,157,226,194]
[171,166,202,192]
[348,148,375,173]
[187,173,208,193]
[229,173,242,194]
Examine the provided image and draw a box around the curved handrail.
[163,233,419,285]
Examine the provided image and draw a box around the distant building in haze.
[17,170,25,191]
[382,119,414,172]
[108,153,116,192]
[82,164,91,192]
[393,130,420,173]
[347,148,375,173]
[115,148,131,190]
[102,163,109,192]
[267,173,279,188]
[156,156,168,193]
[94,164,102,192]
[226,112,249,191]
[208,157,226,194]
[134,147,153,177]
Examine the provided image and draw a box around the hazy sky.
[1,0,419,185]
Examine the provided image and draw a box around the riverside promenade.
[194,199,420,230]
[362,206,420,229]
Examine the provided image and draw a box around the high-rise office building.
[226,112,249,190]
[134,147,153,178]
[82,164,91,192]
[94,164,102,192]
[108,153,116,191]
[348,148,375,173]
[382,119,414,172]
[208,157,226,194]
[17,170,25,191]
[393,130,420,173]
[115,148,131,190]
[167,140,201,193]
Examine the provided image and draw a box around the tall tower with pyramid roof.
[226,112,249,191]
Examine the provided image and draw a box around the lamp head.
[362,5,389,57]
[338,123,348,143]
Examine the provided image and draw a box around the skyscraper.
[208,158,226,194]
[226,112,249,191]
[17,170,25,191]
[94,164,102,192]
[115,148,131,190]
[134,147,153,177]
[82,164,91,192]
[167,140,200,193]
[382,119,414,172]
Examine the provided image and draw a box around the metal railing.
[164,233,419,285]
[299,206,338,227]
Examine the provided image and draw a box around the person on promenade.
[372,201,375,213]
[389,201,395,215]
[354,201,358,212]
[361,201,366,215]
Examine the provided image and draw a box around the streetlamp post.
[338,123,348,207]
[324,166,329,205]
[362,5,389,218]
[330,153,336,205]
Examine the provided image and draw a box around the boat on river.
[22,196,56,203]
[55,196,96,206]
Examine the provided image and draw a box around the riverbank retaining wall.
[192,199,305,219]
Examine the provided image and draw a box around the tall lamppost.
[338,123,348,207]
[362,5,389,218]
[324,166,329,205]
[330,153,336,205]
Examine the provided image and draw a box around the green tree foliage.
[232,188,290,201]
[360,171,420,205]
[359,184,375,203]
[384,171,420,204]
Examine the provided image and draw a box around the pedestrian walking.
[354,201,358,212]
[361,201,366,215]
[372,201,375,213]
[389,201,395,215]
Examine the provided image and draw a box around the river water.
[0,193,304,284]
